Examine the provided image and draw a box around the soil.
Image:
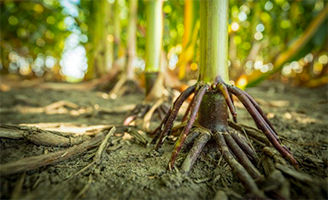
[0,79,327,200]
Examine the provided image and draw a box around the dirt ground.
[0,79,327,200]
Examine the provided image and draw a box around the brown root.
[155,84,196,150]
[181,92,195,122]
[123,101,170,127]
[216,82,237,123]
[143,98,165,131]
[168,85,208,169]
[223,132,263,180]
[230,130,258,162]
[213,131,265,198]
[145,72,166,102]
[181,128,211,173]
[108,75,142,99]
[226,84,298,167]
[152,78,299,198]
[123,71,172,127]
[123,103,151,126]
[108,75,128,99]
[228,120,269,146]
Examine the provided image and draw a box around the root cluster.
[152,76,298,197]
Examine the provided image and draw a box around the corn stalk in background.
[85,0,111,79]
[113,0,121,64]
[126,0,138,80]
[144,0,163,98]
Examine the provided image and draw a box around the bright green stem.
[145,0,163,73]
[199,0,229,83]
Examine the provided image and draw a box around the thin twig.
[127,127,149,145]
[10,172,26,200]
[0,124,88,147]
[0,131,106,176]
[74,175,93,200]
[94,127,116,164]
[66,127,116,180]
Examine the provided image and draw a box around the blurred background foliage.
[0,0,327,87]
